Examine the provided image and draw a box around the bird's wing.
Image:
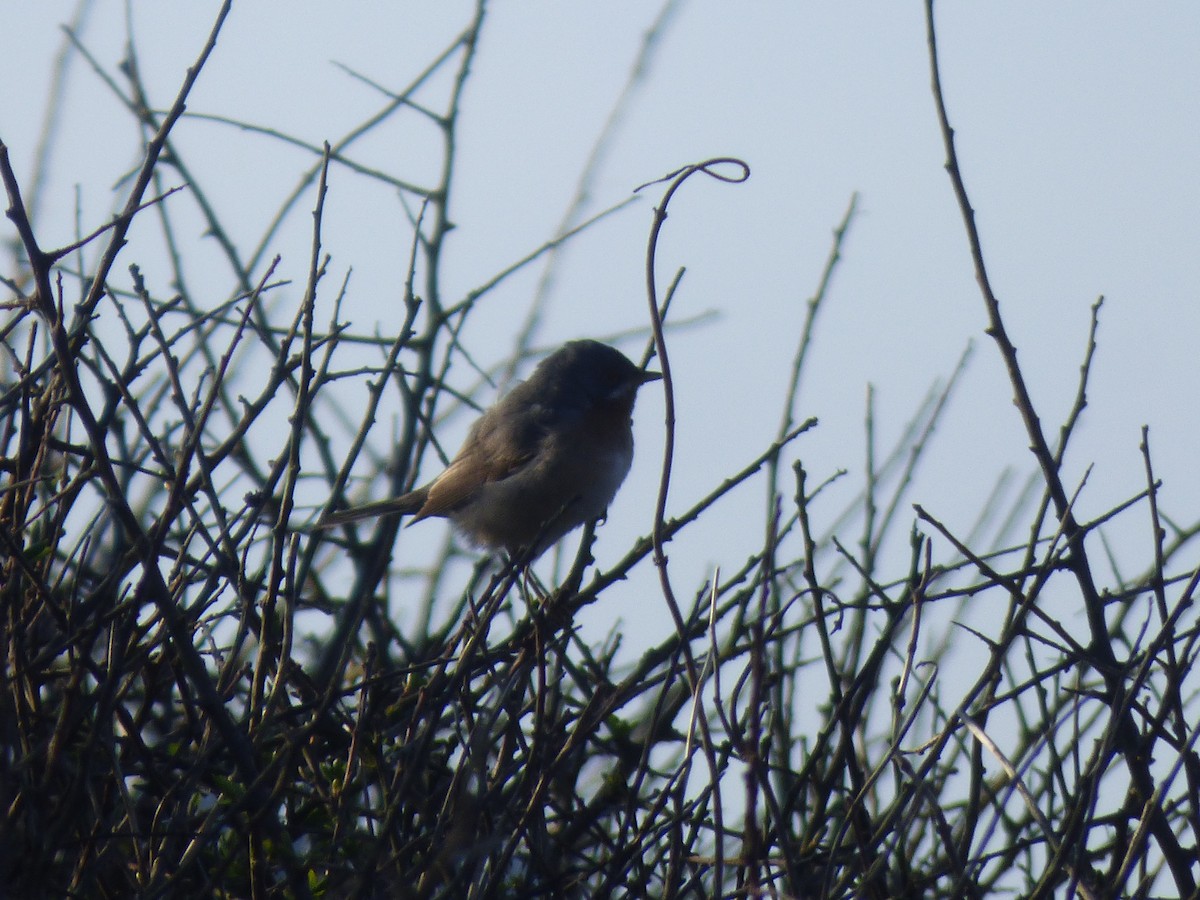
[412,400,550,521]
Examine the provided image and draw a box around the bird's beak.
[639,370,663,385]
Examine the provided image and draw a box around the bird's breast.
[560,403,636,518]
[445,397,639,554]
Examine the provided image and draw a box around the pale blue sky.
[3,2,1198,647]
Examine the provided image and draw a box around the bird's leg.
[520,564,551,604]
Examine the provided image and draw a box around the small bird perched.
[320,340,660,558]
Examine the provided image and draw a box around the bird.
[319,339,661,558]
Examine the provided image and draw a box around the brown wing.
[412,446,531,521]
[412,396,547,521]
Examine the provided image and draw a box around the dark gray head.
[528,340,661,410]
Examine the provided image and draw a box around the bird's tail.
[315,489,428,529]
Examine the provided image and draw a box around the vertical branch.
[924,2,1196,894]
[924,0,1113,669]
[640,156,750,888]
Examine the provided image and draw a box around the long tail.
[315,489,428,529]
